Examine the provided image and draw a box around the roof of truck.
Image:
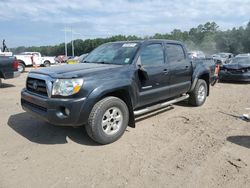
[109,39,183,44]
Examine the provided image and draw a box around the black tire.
[18,62,25,73]
[43,61,51,67]
[86,97,129,144]
[188,79,207,106]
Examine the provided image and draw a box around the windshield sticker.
[124,58,130,63]
[122,43,137,48]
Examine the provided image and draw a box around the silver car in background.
[212,52,234,65]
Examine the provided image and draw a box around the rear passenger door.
[137,42,170,107]
[165,43,192,97]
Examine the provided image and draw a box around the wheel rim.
[18,64,24,72]
[197,85,206,102]
[102,107,123,136]
[44,63,50,67]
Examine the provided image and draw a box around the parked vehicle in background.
[21,40,215,144]
[219,56,250,82]
[15,52,56,72]
[0,49,13,56]
[235,53,250,58]
[0,56,20,85]
[55,55,68,64]
[188,51,206,59]
[66,56,79,64]
[77,53,88,63]
[66,54,89,64]
[212,52,234,65]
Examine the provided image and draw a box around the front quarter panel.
[76,67,138,125]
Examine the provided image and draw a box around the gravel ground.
[0,68,250,188]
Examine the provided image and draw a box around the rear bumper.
[21,89,87,126]
[219,71,250,82]
[1,70,20,79]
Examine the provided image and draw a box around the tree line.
[12,21,250,56]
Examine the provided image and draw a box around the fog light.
[65,108,70,116]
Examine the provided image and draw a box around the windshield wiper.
[82,60,91,63]
[94,61,113,64]
[82,60,118,65]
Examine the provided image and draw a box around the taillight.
[13,60,19,70]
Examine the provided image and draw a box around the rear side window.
[166,44,185,63]
[140,44,164,66]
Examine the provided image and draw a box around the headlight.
[52,78,84,96]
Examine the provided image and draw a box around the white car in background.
[15,52,56,72]
[235,53,250,58]
[212,52,234,65]
[188,51,206,59]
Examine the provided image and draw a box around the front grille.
[21,99,47,112]
[26,77,48,97]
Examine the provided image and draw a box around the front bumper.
[219,71,250,82]
[21,89,87,126]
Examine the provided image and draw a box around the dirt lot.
[0,68,250,188]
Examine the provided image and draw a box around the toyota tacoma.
[21,40,215,144]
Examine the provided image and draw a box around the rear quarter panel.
[192,58,215,81]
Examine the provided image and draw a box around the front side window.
[140,44,164,66]
[166,44,185,63]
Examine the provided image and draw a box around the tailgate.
[0,56,16,78]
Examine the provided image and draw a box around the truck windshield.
[82,42,139,65]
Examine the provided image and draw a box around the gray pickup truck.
[0,56,20,85]
[21,39,215,144]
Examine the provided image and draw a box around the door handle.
[185,65,189,69]
[163,69,168,74]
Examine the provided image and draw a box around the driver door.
[137,42,171,107]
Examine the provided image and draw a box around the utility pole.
[63,27,81,57]
[64,29,68,57]
[71,27,74,57]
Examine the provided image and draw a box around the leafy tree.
[11,21,250,56]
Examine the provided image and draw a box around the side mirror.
[137,56,149,80]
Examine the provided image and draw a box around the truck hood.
[223,63,250,70]
[30,63,125,78]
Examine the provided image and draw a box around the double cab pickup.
[21,40,215,144]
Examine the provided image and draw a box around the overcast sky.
[0,0,249,47]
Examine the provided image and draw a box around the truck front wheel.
[86,97,129,144]
[188,79,207,106]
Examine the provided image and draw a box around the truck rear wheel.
[43,61,51,67]
[188,79,207,106]
[18,62,25,73]
[86,97,129,144]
